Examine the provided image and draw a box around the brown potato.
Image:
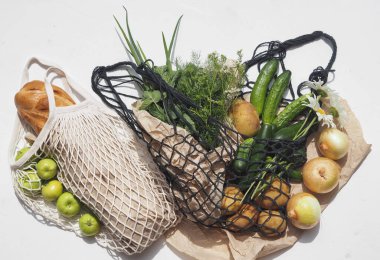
[258,177,290,210]
[257,210,287,237]
[226,204,259,231]
[229,99,260,137]
[221,186,244,215]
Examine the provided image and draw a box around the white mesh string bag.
[9,57,180,255]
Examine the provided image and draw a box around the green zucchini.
[273,121,304,140]
[262,70,291,125]
[232,138,254,174]
[273,94,310,129]
[250,59,279,116]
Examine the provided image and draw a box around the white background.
[1,0,379,259]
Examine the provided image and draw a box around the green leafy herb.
[173,51,245,147]
[140,90,162,110]
[115,9,245,149]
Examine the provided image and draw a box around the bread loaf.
[15,80,75,134]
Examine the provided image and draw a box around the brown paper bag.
[165,99,371,260]
[132,104,236,225]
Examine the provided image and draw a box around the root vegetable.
[318,128,349,160]
[229,99,260,137]
[287,192,321,229]
[302,157,341,193]
[221,186,244,215]
[226,204,258,231]
[257,210,287,237]
[258,177,290,210]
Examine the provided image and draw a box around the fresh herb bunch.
[173,52,245,147]
[115,8,245,148]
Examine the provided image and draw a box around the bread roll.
[15,80,75,134]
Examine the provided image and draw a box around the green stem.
[293,110,317,141]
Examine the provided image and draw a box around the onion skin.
[230,99,260,137]
[318,128,349,160]
[287,192,321,229]
[302,157,341,194]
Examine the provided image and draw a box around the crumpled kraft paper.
[164,99,371,260]
[132,104,235,225]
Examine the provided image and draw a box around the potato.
[226,204,258,231]
[257,210,287,237]
[229,99,260,137]
[221,186,244,215]
[258,177,290,210]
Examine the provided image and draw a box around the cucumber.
[232,138,254,174]
[262,70,291,125]
[273,94,310,129]
[257,123,274,139]
[273,121,304,140]
[246,124,273,172]
[250,59,279,116]
[237,124,273,190]
[287,168,303,182]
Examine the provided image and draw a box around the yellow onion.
[229,99,260,137]
[302,157,341,194]
[287,192,321,229]
[318,128,349,160]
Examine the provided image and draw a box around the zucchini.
[250,59,279,116]
[262,70,291,125]
[273,121,304,140]
[273,94,310,129]
[232,138,254,174]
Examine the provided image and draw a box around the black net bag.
[91,31,336,237]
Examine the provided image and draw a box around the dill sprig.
[173,52,245,147]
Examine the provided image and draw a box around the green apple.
[42,180,64,202]
[36,158,58,180]
[18,172,41,193]
[56,192,80,218]
[79,213,101,236]
[15,147,30,161]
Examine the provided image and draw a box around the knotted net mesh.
[91,60,309,237]
[11,100,180,255]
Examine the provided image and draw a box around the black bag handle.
[244,31,337,98]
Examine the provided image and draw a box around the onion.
[302,157,341,194]
[318,128,349,160]
[287,192,321,229]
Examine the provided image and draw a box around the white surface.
[0,0,379,259]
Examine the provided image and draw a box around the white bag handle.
[22,57,96,102]
[9,57,96,168]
